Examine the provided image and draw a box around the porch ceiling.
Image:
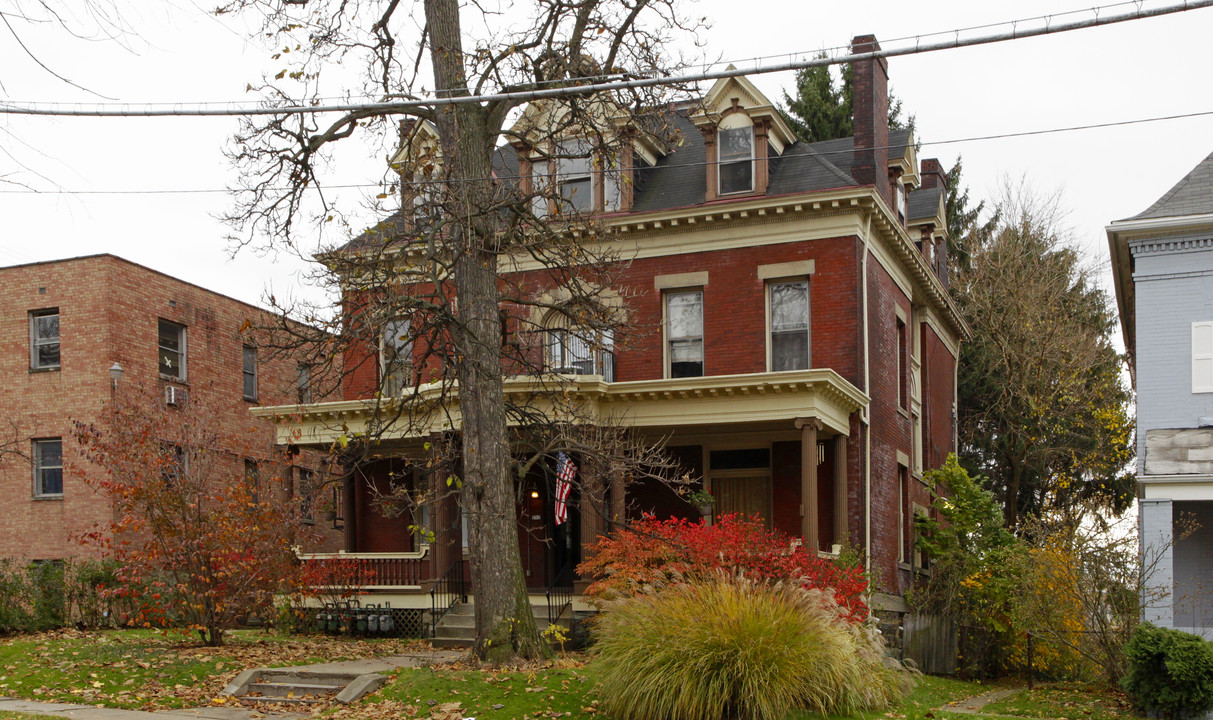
[252,369,868,448]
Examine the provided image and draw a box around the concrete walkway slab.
[940,687,1021,714]
[0,699,306,720]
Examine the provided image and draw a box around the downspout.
[861,209,873,574]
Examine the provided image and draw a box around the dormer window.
[557,140,593,213]
[529,139,624,217]
[718,124,754,195]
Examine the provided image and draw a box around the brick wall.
[0,255,342,560]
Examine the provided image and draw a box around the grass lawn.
[0,630,1149,720]
[981,682,1142,720]
[364,664,1144,720]
[0,714,69,720]
[0,628,429,710]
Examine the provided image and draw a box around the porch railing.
[297,549,429,589]
[430,560,467,636]
[545,561,576,626]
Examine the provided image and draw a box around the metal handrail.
[545,561,576,626]
[429,560,466,636]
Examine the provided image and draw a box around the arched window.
[544,314,615,381]
[717,113,755,195]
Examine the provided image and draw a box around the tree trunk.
[1005,454,1021,530]
[425,0,546,662]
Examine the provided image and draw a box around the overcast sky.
[2,0,1211,315]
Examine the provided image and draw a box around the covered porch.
[257,368,868,612]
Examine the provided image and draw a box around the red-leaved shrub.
[578,514,869,621]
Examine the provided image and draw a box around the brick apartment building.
[253,34,967,623]
[0,254,342,561]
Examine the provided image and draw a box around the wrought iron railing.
[429,560,467,636]
[545,561,576,626]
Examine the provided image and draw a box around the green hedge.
[1122,623,1213,720]
[0,558,125,632]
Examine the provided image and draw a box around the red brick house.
[254,36,966,622]
[0,254,342,561]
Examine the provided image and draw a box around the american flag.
[554,451,576,526]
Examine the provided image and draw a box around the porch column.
[609,472,626,525]
[427,437,460,580]
[342,465,358,553]
[795,417,822,552]
[578,464,608,588]
[833,433,849,548]
[1140,498,1174,628]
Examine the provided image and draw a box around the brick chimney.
[851,35,890,208]
[920,158,949,191]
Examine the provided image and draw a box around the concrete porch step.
[222,668,387,705]
[430,600,574,649]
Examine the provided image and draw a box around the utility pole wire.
[1,0,1211,118]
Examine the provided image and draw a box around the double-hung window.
[769,280,809,371]
[244,459,260,505]
[718,126,754,195]
[33,438,63,497]
[158,319,186,380]
[556,140,593,214]
[1194,321,1213,393]
[296,363,312,403]
[666,290,704,378]
[381,318,412,395]
[30,309,60,371]
[242,345,258,401]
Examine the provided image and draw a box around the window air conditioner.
[165,386,188,406]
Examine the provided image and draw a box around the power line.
[1,0,1210,118]
[3,108,1211,196]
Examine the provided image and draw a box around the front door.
[712,474,773,527]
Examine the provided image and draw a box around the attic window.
[532,139,624,217]
[718,124,754,195]
[556,140,593,213]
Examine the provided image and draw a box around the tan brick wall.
[0,255,343,560]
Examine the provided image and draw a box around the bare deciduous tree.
[219,0,705,660]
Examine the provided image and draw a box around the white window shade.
[667,290,704,378]
[769,280,809,371]
[1194,321,1213,393]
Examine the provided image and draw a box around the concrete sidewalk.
[0,699,307,720]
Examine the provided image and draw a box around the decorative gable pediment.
[691,70,795,152]
[389,119,443,178]
[509,97,664,166]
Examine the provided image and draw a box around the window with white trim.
[33,438,63,497]
[158,319,186,380]
[718,124,754,194]
[30,309,60,371]
[769,280,809,371]
[666,290,704,378]
[381,318,413,395]
[1194,321,1213,393]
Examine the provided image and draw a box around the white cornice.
[253,368,870,446]
[1106,212,1213,238]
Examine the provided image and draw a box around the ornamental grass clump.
[591,575,911,720]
